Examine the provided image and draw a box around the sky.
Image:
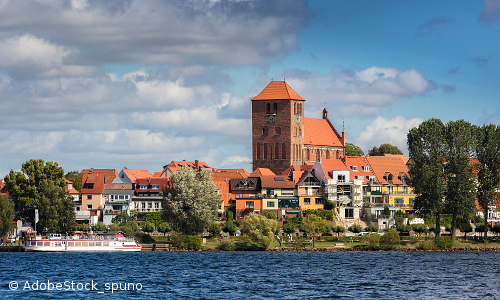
[1,0,499,177]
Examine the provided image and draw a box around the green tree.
[142,221,155,233]
[4,159,68,226]
[301,214,326,247]
[380,229,400,249]
[407,118,448,237]
[349,223,362,234]
[0,195,15,238]
[474,124,500,241]
[92,222,107,232]
[162,166,220,235]
[240,212,277,249]
[158,222,172,235]
[112,213,133,224]
[77,224,90,233]
[365,224,379,233]
[332,225,345,241]
[208,222,220,236]
[37,180,76,234]
[368,143,403,156]
[345,143,364,156]
[283,221,297,235]
[444,120,477,241]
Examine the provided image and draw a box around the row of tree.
[345,143,403,156]
[407,119,500,241]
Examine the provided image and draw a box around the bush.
[417,240,437,250]
[208,222,220,236]
[396,224,412,233]
[412,224,428,234]
[170,234,187,249]
[142,221,156,233]
[262,212,276,219]
[158,222,172,235]
[77,224,90,232]
[492,224,500,234]
[434,236,453,249]
[217,237,235,251]
[361,233,380,246]
[365,224,379,233]
[222,220,237,236]
[185,235,202,251]
[137,233,155,244]
[348,224,362,234]
[380,229,400,249]
[92,222,106,232]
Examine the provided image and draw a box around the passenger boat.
[23,232,141,252]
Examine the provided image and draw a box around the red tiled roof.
[65,179,79,194]
[250,168,276,177]
[260,175,296,188]
[343,156,376,184]
[152,172,163,177]
[251,81,305,101]
[211,169,250,181]
[318,159,349,179]
[383,154,409,165]
[122,167,152,180]
[304,118,343,146]
[81,169,118,194]
[366,156,409,185]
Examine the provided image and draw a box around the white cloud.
[354,116,424,155]
[282,66,436,118]
[0,34,97,79]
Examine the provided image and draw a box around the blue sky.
[0,0,499,177]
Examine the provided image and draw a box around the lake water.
[1,251,499,299]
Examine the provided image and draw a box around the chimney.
[195,160,199,170]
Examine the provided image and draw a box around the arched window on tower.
[275,143,279,159]
[300,103,302,115]
[267,103,270,114]
[282,143,286,159]
[264,143,268,159]
[299,128,302,137]
[273,103,277,114]
[294,103,297,115]
[257,143,261,160]
[270,144,273,160]
[262,127,266,136]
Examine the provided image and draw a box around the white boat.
[23,232,141,252]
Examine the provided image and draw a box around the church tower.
[251,81,305,175]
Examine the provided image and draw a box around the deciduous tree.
[0,195,15,238]
[301,214,326,247]
[162,166,220,235]
[240,212,277,249]
[345,143,364,156]
[368,143,403,156]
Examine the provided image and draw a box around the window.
[395,198,404,205]
[275,143,279,159]
[142,202,146,209]
[281,189,294,195]
[401,175,408,184]
[345,208,354,219]
[304,198,311,205]
[294,103,297,115]
[87,204,93,210]
[86,183,94,189]
[87,194,92,200]
[264,143,268,159]
[268,189,274,196]
[388,186,393,193]
[278,199,299,209]
[273,103,277,114]
[306,149,310,161]
[337,175,345,181]
[152,185,159,190]
[409,198,414,204]
[326,151,330,159]
[245,201,254,208]
[148,202,152,209]
[315,198,324,205]
[351,165,358,171]
[262,127,266,135]
[275,127,281,135]
[257,143,261,159]
[267,103,270,114]
[402,186,408,193]
[363,166,369,172]
[299,103,302,115]
[267,201,275,208]
[282,143,286,159]
[139,185,147,189]
[155,202,159,209]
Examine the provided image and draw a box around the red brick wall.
[252,99,305,175]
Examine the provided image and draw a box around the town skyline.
[1,1,499,177]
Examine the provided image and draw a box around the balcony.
[136,208,162,213]
[104,210,126,215]
[301,182,322,187]
[75,211,90,218]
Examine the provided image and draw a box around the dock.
[0,246,24,252]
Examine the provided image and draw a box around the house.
[312,158,363,220]
[80,168,118,224]
[212,169,250,218]
[257,168,299,218]
[132,177,170,221]
[230,177,262,218]
[365,155,416,219]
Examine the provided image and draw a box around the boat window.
[95,242,102,246]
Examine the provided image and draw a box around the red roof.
[366,156,409,185]
[65,180,79,194]
[318,159,349,179]
[122,167,152,180]
[251,81,305,101]
[304,118,343,146]
[260,175,296,188]
[250,168,276,177]
[81,169,118,194]
[343,156,376,184]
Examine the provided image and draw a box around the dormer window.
[139,185,148,190]
[87,183,94,189]
[152,184,159,190]
[351,165,358,171]
[362,166,369,172]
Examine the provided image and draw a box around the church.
[251,81,345,175]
